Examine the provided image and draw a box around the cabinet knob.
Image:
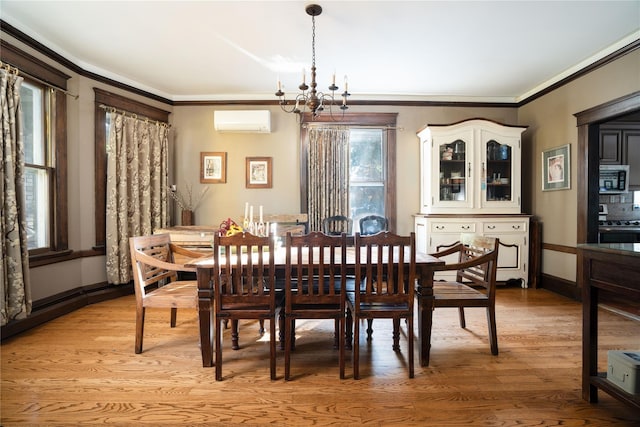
[436,225,444,230]
[512,225,520,229]
[461,225,470,230]
[487,225,496,229]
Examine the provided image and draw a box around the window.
[22,81,51,251]
[93,88,171,250]
[349,128,386,222]
[301,112,397,231]
[1,40,70,263]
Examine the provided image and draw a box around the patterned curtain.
[307,127,350,231]
[105,112,169,284]
[0,68,32,326]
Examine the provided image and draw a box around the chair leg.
[259,319,265,335]
[392,318,400,351]
[231,320,240,350]
[353,315,360,380]
[215,318,223,381]
[291,319,296,351]
[407,315,414,379]
[170,307,177,327]
[284,316,293,381]
[366,319,374,341]
[269,317,277,380]
[458,307,466,328]
[333,319,339,349]
[345,308,353,350]
[278,309,285,350]
[486,306,499,355]
[339,315,346,379]
[135,307,145,354]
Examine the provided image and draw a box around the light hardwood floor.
[2,287,639,426]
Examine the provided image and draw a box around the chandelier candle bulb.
[244,202,249,220]
[249,205,254,224]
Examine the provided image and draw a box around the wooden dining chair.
[358,214,388,236]
[428,234,500,357]
[347,231,417,379]
[322,215,353,236]
[212,232,281,381]
[129,234,203,354]
[284,231,349,380]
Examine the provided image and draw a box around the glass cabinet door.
[432,137,473,209]
[484,139,513,202]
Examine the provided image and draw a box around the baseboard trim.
[540,273,580,301]
[1,282,133,340]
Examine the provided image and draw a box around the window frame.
[1,41,69,265]
[300,112,398,232]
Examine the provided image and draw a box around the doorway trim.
[574,91,640,244]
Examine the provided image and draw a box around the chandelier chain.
[311,15,316,69]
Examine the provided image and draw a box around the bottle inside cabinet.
[485,140,512,202]
[439,139,467,201]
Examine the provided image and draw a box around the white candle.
[249,205,253,224]
[277,77,281,91]
[259,205,263,223]
[344,75,348,92]
[244,202,249,220]
[302,68,306,84]
[332,72,336,85]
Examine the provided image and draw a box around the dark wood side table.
[578,243,640,410]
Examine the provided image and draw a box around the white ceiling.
[1,0,639,103]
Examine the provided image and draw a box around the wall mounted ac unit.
[214,110,271,133]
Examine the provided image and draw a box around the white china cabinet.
[415,119,531,287]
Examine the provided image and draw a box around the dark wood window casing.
[93,88,171,250]
[300,112,398,232]
[1,41,70,264]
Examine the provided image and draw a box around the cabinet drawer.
[430,222,476,233]
[483,221,528,233]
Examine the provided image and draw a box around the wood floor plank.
[2,287,639,425]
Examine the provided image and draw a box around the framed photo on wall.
[200,152,226,183]
[246,157,272,188]
[542,144,570,191]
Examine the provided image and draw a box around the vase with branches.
[168,183,209,225]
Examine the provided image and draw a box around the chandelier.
[275,4,349,117]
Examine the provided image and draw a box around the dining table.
[185,244,445,368]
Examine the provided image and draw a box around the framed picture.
[542,144,570,191]
[246,156,272,188]
[200,152,226,183]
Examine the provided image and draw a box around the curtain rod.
[303,123,404,131]
[99,104,171,128]
[1,61,79,99]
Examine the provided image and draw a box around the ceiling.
[1,1,639,104]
